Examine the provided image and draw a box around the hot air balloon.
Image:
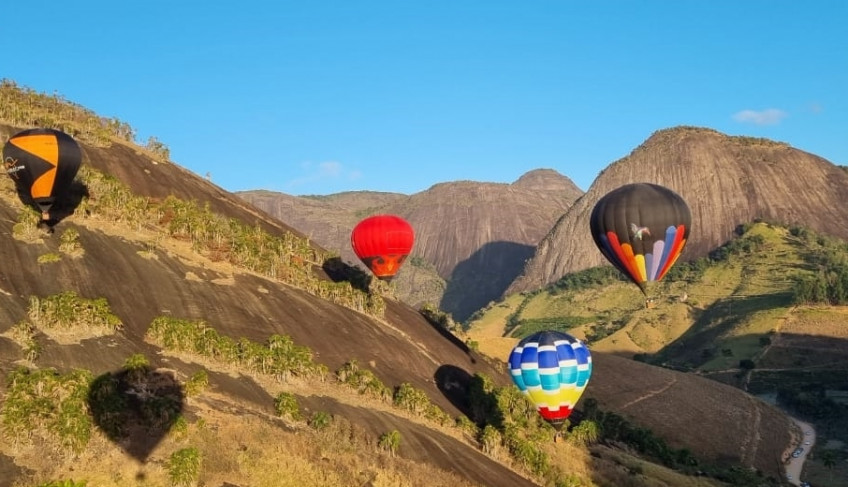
[589,183,691,295]
[508,330,592,430]
[350,214,414,281]
[3,128,82,221]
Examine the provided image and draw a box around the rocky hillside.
[240,168,582,321]
[0,118,795,486]
[509,126,848,294]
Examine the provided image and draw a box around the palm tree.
[820,449,837,483]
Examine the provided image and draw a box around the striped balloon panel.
[508,331,592,425]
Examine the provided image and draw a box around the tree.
[568,420,600,446]
[820,449,837,483]
[739,359,756,370]
[378,430,401,456]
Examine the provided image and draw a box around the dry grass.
[4,400,482,487]
[783,307,848,339]
[465,294,523,360]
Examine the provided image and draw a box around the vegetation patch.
[37,253,62,264]
[393,382,452,426]
[336,359,392,401]
[146,316,327,381]
[0,367,94,455]
[184,369,209,397]
[3,321,41,362]
[273,392,302,420]
[58,228,84,257]
[24,292,122,343]
[73,165,387,318]
[11,207,45,242]
[0,78,170,159]
[167,447,202,487]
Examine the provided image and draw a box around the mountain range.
[239,168,582,321]
[2,82,845,486]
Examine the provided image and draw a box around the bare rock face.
[0,122,795,482]
[240,169,582,321]
[508,126,848,294]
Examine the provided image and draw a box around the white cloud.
[732,108,788,126]
[286,160,360,192]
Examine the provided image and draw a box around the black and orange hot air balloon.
[589,183,691,295]
[351,214,414,281]
[3,128,82,221]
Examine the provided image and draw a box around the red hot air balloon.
[3,128,82,221]
[351,215,414,281]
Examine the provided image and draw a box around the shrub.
[36,481,88,487]
[184,370,209,397]
[479,425,501,454]
[308,411,332,430]
[456,415,479,437]
[336,360,392,401]
[378,430,401,456]
[124,353,150,371]
[170,415,189,439]
[37,253,62,264]
[7,321,40,362]
[27,292,122,332]
[0,367,93,454]
[11,208,42,241]
[393,382,430,414]
[273,392,301,420]
[146,317,322,380]
[58,228,83,254]
[167,447,202,487]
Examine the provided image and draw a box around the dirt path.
[619,377,677,410]
[739,395,762,466]
[784,418,815,486]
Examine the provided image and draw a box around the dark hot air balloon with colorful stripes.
[590,183,691,295]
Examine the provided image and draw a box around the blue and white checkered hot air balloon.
[508,330,592,429]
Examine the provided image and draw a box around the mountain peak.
[512,168,581,193]
[510,127,848,295]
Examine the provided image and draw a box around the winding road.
[785,418,815,486]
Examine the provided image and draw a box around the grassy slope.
[470,223,806,369]
[467,222,848,486]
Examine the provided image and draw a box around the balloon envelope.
[3,128,82,217]
[589,183,691,293]
[350,214,414,281]
[508,330,592,428]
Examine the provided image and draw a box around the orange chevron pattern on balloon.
[3,127,82,219]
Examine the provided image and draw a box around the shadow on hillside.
[87,366,184,463]
[321,256,372,293]
[441,241,535,323]
[434,365,475,419]
[651,291,794,367]
[13,178,89,232]
[419,310,476,363]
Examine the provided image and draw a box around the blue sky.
[4,1,846,195]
